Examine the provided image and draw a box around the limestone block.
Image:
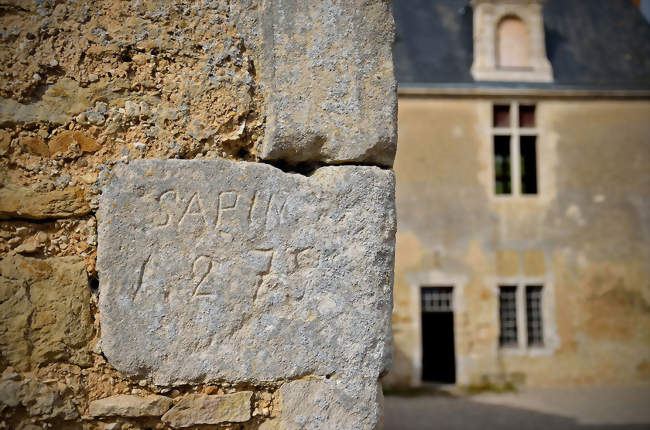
[161,392,253,428]
[48,130,102,156]
[251,0,397,166]
[0,380,20,407]
[17,136,49,157]
[19,377,79,421]
[0,78,95,125]
[97,159,395,385]
[523,249,546,277]
[0,130,10,155]
[88,395,173,417]
[0,184,90,220]
[0,255,93,370]
[273,378,384,430]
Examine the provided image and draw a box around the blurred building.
[387,0,650,388]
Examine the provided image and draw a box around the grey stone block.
[97,159,395,386]
[273,378,384,430]
[237,0,397,166]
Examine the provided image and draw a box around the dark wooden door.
[421,287,456,384]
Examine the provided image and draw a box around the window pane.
[519,105,536,128]
[526,286,544,346]
[494,135,511,194]
[493,104,510,128]
[520,136,537,194]
[421,286,453,313]
[499,286,518,347]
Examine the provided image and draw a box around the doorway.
[421,286,456,384]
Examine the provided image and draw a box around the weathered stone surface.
[271,379,383,430]
[2,372,80,421]
[48,131,102,156]
[18,136,49,157]
[0,255,93,370]
[247,0,397,166]
[97,159,395,385]
[0,130,10,155]
[89,395,173,417]
[0,79,96,125]
[0,184,90,220]
[0,380,20,407]
[161,392,252,428]
[19,377,79,421]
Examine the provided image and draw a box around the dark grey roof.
[393,0,650,90]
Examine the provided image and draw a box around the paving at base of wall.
[383,385,650,430]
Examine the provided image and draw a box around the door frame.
[406,271,467,386]
[420,287,456,383]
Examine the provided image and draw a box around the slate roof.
[393,0,650,90]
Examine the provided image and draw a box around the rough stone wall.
[387,97,650,388]
[0,1,396,429]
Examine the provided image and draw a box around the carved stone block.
[97,159,395,386]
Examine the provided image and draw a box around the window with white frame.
[498,284,544,348]
[492,102,538,196]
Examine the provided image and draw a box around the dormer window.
[497,16,529,69]
[471,0,553,82]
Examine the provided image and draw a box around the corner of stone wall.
[0,1,397,429]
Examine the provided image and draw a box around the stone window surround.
[471,0,553,83]
[492,276,558,357]
[491,100,539,198]
[401,270,558,386]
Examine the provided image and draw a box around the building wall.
[388,97,650,387]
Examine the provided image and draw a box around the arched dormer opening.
[470,0,553,82]
[497,15,529,69]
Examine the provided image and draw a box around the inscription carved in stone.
[97,159,395,385]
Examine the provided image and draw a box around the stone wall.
[0,1,397,429]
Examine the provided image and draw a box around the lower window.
[498,284,544,348]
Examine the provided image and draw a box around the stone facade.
[386,96,650,389]
[0,1,397,429]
